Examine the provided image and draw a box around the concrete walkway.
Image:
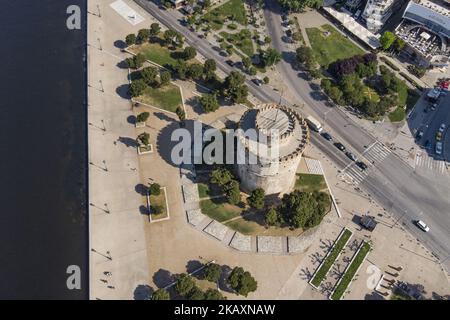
[88,0,155,300]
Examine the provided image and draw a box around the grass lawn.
[225,218,257,235]
[331,241,371,300]
[150,189,168,220]
[306,24,364,67]
[130,42,180,67]
[388,106,406,122]
[135,83,182,113]
[310,229,352,287]
[197,182,224,199]
[200,198,243,222]
[219,31,254,57]
[203,0,247,30]
[295,173,327,193]
[406,89,420,111]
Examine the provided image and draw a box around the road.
[133,0,450,269]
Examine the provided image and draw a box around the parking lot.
[407,87,450,174]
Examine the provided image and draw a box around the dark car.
[334,142,346,151]
[360,215,377,231]
[252,78,263,86]
[424,140,431,149]
[356,161,368,170]
[225,60,234,67]
[345,151,357,161]
[321,132,332,141]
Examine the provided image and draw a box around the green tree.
[151,205,163,215]
[141,66,159,86]
[200,93,220,113]
[296,46,316,70]
[129,79,146,97]
[248,66,257,76]
[242,56,252,70]
[248,188,265,209]
[125,33,136,46]
[174,60,188,80]
[263,76,270,84]
[204,288,226,300]
[134,53,146,69]
[152,288,170,300]
[187,63,204,80]
[163,29,177,47]
[187,286,205,300]
[260,48,281,67]
[137,132,150,146]
[222,71,248,104]
[264,36,272,44]
[224,180,241,205]
[204,263,222,283]
[392,38,406,52]
[380,31,396,51]
[137,28,150,43]
[136,112,150,124]
[278,190,330,229]
[204,59,217,80]
[183,46,197,60]
[175,274,195,297]
[210,167,233,186]
[149,183,161,195]
[160,70,171,86]
[278,0,323,11]
[228,267,257,297]
[265,207,280,226]
[176,106,186,123]
[149,23,161,37]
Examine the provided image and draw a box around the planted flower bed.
[310,228,352,287]
[330,241,371,300]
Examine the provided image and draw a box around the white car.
[416,220,430,232]
[435,141,443,155]
[438,123,446,133]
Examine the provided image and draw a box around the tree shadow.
[114,40,126,49]
[185,96,204,116]
[118,136,137,148]
[218,265,234,294]
[153,269,174,289]
[117,59,129,69]
[133,284,154,300]
[364,291,385,300]
[135,183,148,196]
[127,115,136,125]
[299,267,312,281]
[139,205,149,216]
[116,84,130,99]
[186,260,204,278]
[154,112,176,122]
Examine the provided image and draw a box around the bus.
[306,116,323,133]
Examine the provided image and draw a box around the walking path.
[88,0,154,300]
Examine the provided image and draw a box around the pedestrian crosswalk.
[344,165,369,185]
[363,142,391,165]
[414,153,447,174]
[342,142,391,185]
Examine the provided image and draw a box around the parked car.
[225,60,234,67]
[356,161,368,170]
[435,141,443,155]
[360,215,377,231]
[424,140,431,149]
[321,132,332,141]
[252,78,263,86]
[345,151,357,161]
[439,123,446,133]
[334,142,346,151]
[436,131,442,141]
[415,220,430,232]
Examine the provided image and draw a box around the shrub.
[149,183,161,195]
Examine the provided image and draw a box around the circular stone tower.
[235,104,310,195]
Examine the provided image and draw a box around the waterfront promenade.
[88,0,151,299]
